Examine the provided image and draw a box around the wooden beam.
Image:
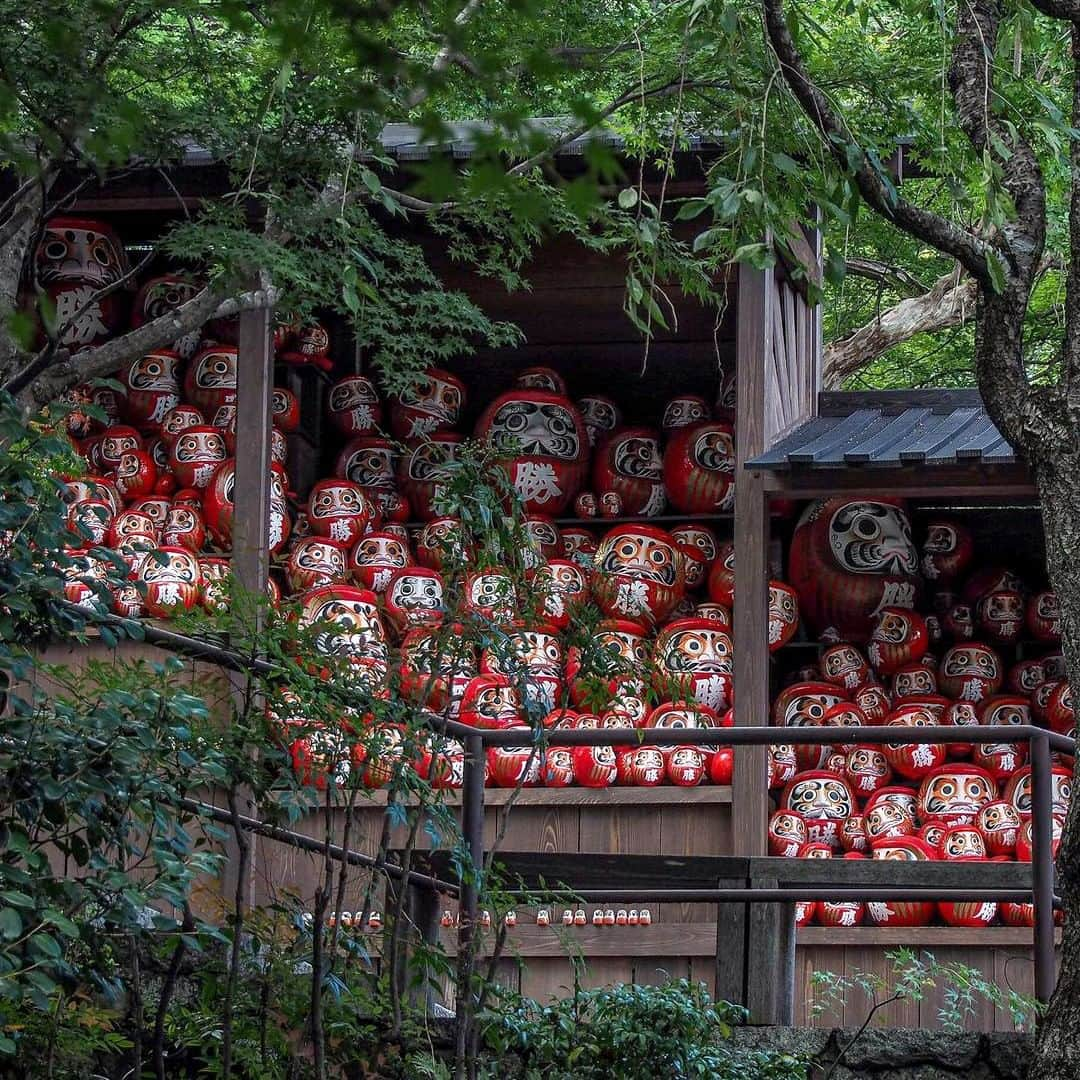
[757,466,1036,498]
[732,260,771,860]
[233,305,273,596]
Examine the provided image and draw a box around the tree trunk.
[1029,453,1080,1077]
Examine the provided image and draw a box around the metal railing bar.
[180,797,460,897]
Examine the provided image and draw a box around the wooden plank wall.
[795,939,1052,1033]
[764,275,820,445]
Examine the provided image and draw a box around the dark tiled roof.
[376,121,714,160]
[748,390,1016,470]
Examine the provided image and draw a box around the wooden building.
[44,129,1055,1032]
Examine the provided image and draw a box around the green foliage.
[811,948,1043,1034]
[483,979,809,1079]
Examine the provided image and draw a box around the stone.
[840,1028,980,1070]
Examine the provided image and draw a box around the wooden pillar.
[233,304,273,597]
[732,260,794,1024]
[732,260,772,859]
[229,302,274,909]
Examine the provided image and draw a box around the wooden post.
[233,304,274,596]
[732,260,772,858]
[733,260,789,1023]
[230,301,274,910]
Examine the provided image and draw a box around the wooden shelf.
[402,512,735,531]
[358,785,733,808]
[439,923,719,958]
[797,926,1061,947]
[430,924,1060,960]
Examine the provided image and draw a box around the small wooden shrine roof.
[748,389,1017,470]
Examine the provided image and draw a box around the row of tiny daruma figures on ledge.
[766,497,1069,930]
[300,908,656,932]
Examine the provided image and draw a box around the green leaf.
[986,251,1007,294]
[0,909,21,940]
[772,153,799,175]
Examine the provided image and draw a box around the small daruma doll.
[782,771,855,850]
[768,809,808,857]
[307,480,374,547]
[867,607,928,675]
[566,620,649,706]
[592,523,686,626]
[169,426,227,490]
[389,367,466,439]
[135,546,201,618]
[977,800,1021,857]
[327,375,382,436]
[530,559,588,630]
[662,421,736,514]
[383,567,444,636]
[789,497,922,643]
[398,626,476,713]
[459,674,524,730]
[592,427,666,516]
[577,395,621,448]
[1026,590,1061,642]
[883,706,946,780]
[161,501,206,553]
[397,434,462,521]
[920,519,974,583]
[287,538,349,593]
[350,532,412,593]
[938,643,1003,703]
[819,643,870,692]
[652,618,733,712]
[917,764,996,825]
[184,346,238,415]
[768,581,800,651]
[475,390,589,515]
[121,351,182,431]
[416,516,468,572]
[845,744,892,797]
[973,695,1030,782]
[977,588,1026,644]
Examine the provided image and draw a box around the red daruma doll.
[134,546,200,618]
[475,390,589,515]
[662,421,736,514]
[35,217,128,350]
[592,427,666,517]
[782,771,855,850]
[789,497,922,644]
[652,618,733,713]
[592,524,686,627]
[120,351,182,432]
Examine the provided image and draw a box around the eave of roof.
[748,389,1017,470]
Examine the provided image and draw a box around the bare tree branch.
[760,0,993,284]
[843,257,929,296]
[12,286,278,409]
[405,0,484,109]
[824,269,977,386]
[1029,0,1080,23]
